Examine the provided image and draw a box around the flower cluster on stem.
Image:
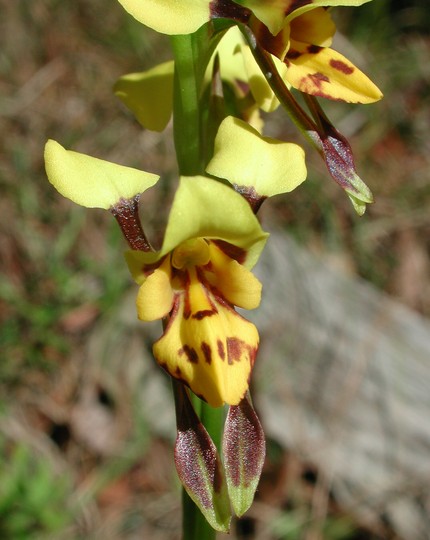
[44,0,381,535]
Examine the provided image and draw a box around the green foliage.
[272,509,357,540]
[0,438,73,539]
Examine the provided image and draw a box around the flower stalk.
[171,31,228,538]
[110,195,153,252]
[44,1,383,536]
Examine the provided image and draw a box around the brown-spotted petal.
[286,40,383,104]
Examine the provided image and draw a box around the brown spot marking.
[308,72,329,90]
[201,342,212,365]
[307,44,322,55]
[226,338,258,366]
[287,48,301,60]
[299,75,337,101]
[329,59,354,75]
[288,45,321,62]
[217,339,226,361]
[226,337,246,365]
[175,366,182,377]
[179,345,199,364]
[192,309,216,320]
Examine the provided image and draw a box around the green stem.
[198,398,224,452]
[170,31,225,540]
[170,34,204,175]
[172,384,224,540]
[170,26,226,176]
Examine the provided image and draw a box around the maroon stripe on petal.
[329,59,354,75]
[193,309,217,320]
[201,342,213,364]
[211,240,246,264]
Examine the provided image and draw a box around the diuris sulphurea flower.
[44,0,382,531]
[44,117,306,405]
[125,176,268,407]
[44,123,306,406]
[44,118,306,529]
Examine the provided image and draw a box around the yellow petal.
[207,116,307,198]
[44,140,159,209]
[114,61,174,132]
[242,0,293,36]
[290,7,335,48]
[207,243,262,310]
[122,177,268,275]
[136,259,173,321]
[117,0,210,35]
[124,250,148,285]
[187,270,215,317]
[206,26,248,93]
[286,41,383,103]
[285,1,375,25]
[172,238,211,270]
[154,297,259,407]
[159,176,269,271]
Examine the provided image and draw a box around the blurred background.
[0,1,429,538]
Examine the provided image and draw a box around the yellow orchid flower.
[44,129,306,407]
[126,176,268,407]
[116,0,382,104]
[252,6,382,103]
